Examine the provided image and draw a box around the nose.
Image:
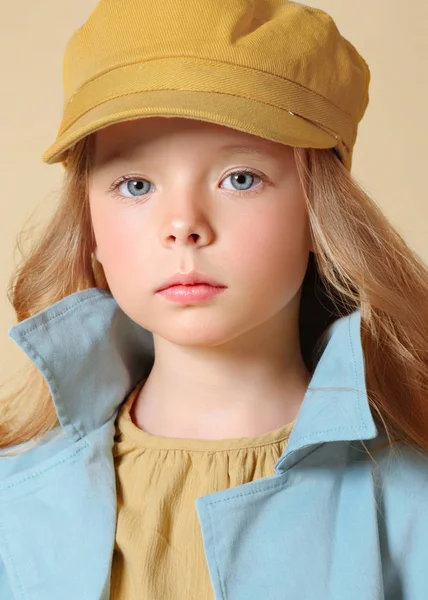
[162,218,213,248]
[159,188,215,249]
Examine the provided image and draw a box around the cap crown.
[64,0,369,124]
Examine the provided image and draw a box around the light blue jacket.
[0,288,427,600]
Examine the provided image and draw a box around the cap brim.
[42,89,347,168]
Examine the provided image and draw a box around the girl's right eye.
[108,175,153,200]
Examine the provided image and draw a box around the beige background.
[1,1,427,385]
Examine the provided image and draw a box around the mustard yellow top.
[110,378,296,600]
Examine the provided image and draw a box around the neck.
[131,304,311,440]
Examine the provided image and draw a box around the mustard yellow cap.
[43,0,371,171]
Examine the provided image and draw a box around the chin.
[152,318,243,348]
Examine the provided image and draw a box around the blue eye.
[117,178,152,197]
[221,171,262,193]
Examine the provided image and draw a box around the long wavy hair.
[1,135,428,455]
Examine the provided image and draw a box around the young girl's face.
[89,117,313,347]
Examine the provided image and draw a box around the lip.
[156,284,226,303]
[155,270,226,292]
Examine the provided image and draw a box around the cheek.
[229,198,310,294]
[91,205,151,278]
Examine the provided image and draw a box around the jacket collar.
[8,288,378,462]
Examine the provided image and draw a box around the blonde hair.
[1,137,428,455]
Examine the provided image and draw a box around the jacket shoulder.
[372,440,428,497]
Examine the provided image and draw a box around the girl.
[1,0,428,599]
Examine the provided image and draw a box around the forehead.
[92,117,292,166]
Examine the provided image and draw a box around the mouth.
[155,271,226,293]
[163,283,225,290]
[155,283,227,303]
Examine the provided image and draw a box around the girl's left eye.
[220,170,265,195]
[107,169,266,201]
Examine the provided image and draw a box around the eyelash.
[107,168,268,202]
